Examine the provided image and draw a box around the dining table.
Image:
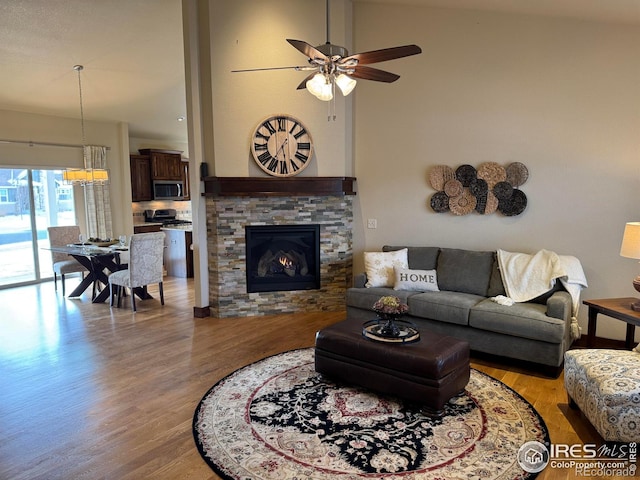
[43,243,151,304]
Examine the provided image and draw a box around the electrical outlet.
[367,219,377,229]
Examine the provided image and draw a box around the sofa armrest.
[546,290,572,320]
[353,273,367,288]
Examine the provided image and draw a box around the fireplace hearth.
[245,225,320,293]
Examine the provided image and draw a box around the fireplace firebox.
[245,225,321,293]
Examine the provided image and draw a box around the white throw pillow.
[364,249,408,288]
[394,267,440,292]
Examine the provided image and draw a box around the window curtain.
[83,145,113,239]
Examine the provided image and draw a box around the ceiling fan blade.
[287,39,328,62]
[231,65,312,73]
[350,65,400,83]
[296,72,318,90]
[340,44,421,65]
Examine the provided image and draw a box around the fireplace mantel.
[203,176,356,197]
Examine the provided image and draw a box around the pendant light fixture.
[63,65,109,185]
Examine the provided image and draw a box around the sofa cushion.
[363,248,408,287]
[437,248,494,296]
[408,291,485,326]
[394,267,439,292]
[469,298,566,343]
[346,287,420,311]
[486,254,506,297]
[383,246,440,270]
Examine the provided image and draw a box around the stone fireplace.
[204,177,355,317]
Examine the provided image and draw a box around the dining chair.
[109,232,165,311]
[47,225,88,296]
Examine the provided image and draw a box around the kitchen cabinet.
[130,155,152,201]
[140,149,183,180]
[163,228,193,278]
[130,149,190,202]
[134,224,162,234]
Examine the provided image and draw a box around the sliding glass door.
[0,168,77,288]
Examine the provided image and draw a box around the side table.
[583,298,640,349]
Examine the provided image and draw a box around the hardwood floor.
[0,277,616,479]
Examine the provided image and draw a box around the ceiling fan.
[232,0,422,105]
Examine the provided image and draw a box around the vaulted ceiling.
[0,0,186,142]
[0,0,637,143]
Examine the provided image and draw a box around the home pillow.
[394,267,439,292]
[364,248,408,288]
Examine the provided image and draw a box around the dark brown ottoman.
[315,319,470,415]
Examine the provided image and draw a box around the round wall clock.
[251,114,314,177]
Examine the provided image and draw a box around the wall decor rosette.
[428,162,528,216]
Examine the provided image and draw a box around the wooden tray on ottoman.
[315,318,470,415]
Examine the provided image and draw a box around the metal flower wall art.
[428,162,529,216]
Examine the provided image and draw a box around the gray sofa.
[346,246,574,375]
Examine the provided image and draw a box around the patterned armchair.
[47,225,88,296]
[108,232,165,311]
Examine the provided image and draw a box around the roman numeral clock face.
[251,115,314,177]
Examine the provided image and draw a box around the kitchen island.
[162,225,193,278]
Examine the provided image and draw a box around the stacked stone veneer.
[206,195,353,317]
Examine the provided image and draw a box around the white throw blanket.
[496,249,588,340]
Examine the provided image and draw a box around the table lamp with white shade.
[619,221,640,311]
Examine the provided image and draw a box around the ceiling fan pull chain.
[326,81,336,122]
[332,81,337,121]
[327,96,331,122]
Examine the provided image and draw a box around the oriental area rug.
[193,348,549,479]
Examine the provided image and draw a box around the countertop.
[133,222,192,232]
[161,225,192,232]
[134,222,163,227]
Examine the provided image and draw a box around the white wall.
[209,0,352,177]
[352,3,640,341]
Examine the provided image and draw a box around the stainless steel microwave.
[153,180,184,200]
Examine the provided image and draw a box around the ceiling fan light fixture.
[306,72,333,101]
[335,74,356,96]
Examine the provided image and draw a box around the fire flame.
[279,256,293,269]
